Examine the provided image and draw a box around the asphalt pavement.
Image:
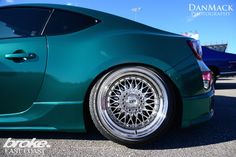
[0,77,235,157]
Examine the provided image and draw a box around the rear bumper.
[181,89,214,128]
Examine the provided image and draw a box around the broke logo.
[3,138,51,155]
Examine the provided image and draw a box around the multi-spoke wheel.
[89,66,176,145]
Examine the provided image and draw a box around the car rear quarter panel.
[36,27,202,103]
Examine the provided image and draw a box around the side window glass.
[0,7,51,39]
[44,10,99,36]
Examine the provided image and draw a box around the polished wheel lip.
[96,67,168,140]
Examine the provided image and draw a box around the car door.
[0,7,51,114]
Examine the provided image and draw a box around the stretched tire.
[89,66,176,145]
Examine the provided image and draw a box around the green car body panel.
[0,4,213,132]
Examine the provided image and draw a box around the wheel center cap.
[125,94,140,108]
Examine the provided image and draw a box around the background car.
[0,4,214,146]
[202,46,236,83]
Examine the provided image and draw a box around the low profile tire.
[89,66,176,145]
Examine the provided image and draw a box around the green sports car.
[0,4,214,145]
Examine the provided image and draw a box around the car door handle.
[5,53,29,59]
[5,50,36,63]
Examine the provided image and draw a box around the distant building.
[203,43,228,52]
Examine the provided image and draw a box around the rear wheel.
[89,66,176,145]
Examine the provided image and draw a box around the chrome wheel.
[95,67,169,140]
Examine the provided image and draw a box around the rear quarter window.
[44,9,99,36]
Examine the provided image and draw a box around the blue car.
[202,46,236,82]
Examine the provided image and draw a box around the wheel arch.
[83,63,183,131]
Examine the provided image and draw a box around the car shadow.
[0,95,235,150]
[0,131,106,141]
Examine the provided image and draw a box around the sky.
[0,0,235,53]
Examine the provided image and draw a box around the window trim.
[41,9,55,36]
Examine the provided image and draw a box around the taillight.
[187,40,202,60]
[202,71,212,89]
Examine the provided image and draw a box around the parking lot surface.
[0,77,235,157]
